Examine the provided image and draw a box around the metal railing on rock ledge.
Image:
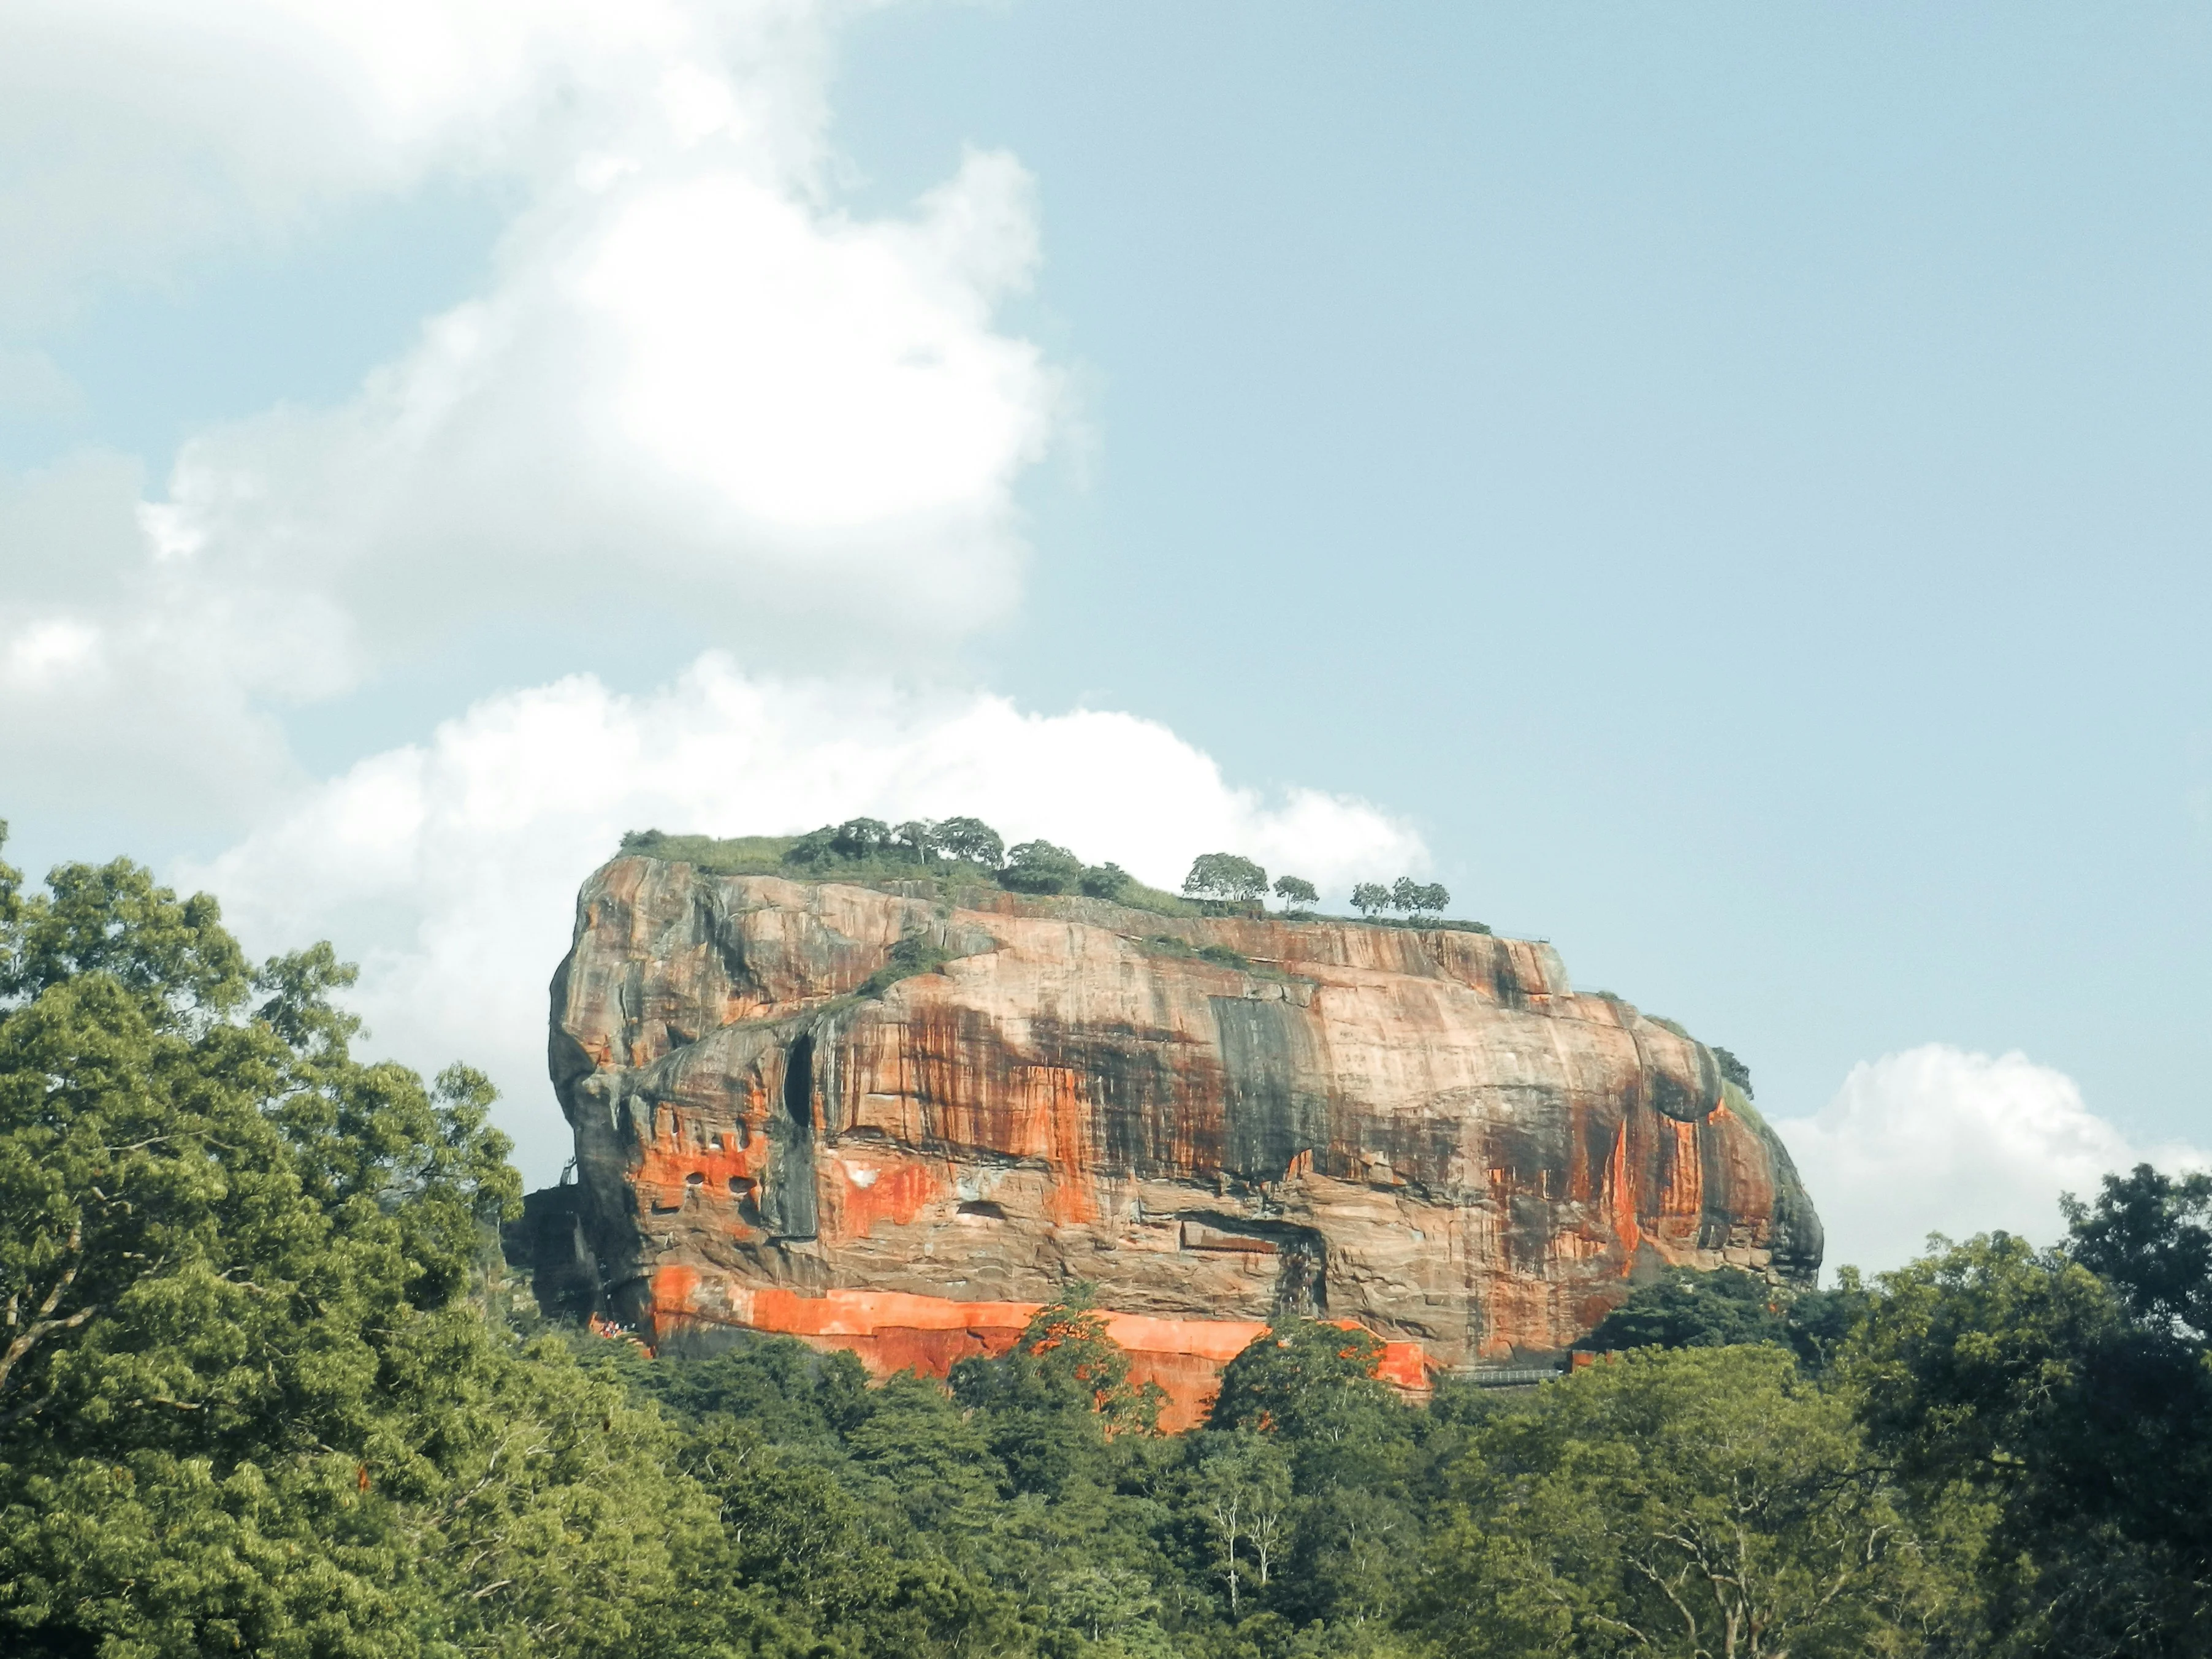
[1454,1364,1569,1388]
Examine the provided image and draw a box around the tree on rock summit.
[1001,840,1085,895]
[932,817,1005,869]
[1078,862,1132,901]
[1390,877,1449,920]
[1183,853,1268,902]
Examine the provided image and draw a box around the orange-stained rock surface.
[540,857,1821,1426]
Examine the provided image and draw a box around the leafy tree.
[636,1332,872,1445]
[1192,1432,1292,1614]
[1210,1320,1404,1458]
[1349,883,1390,918]
[1002,840,1086,896]
[1270,875,1318,911]
[1780,1276,1875,1377]
[933,816,1005,868]
[1182,853,1268,904]
[679,1414,899,1638]
[784,817,906,868]
[1080,863,1133,901]
[891,818,939,861]
[1387,877,1447,920]
[2064,1161,2212,1339]
[1417,1346,1955,1658]
[1851,1193,2212,1658]
[833,816,893,858]
[782,823,841,868]
[1712,1044,1755,1099]
[1578,1266,1791,1354]
[0,835,725,1657]
[635,1333,1048,1655]
[1040,1562,1162,1649]
[1207,1316,1422,1633]
[845,1367,1009,1532]
[953,1286,1164,1498]
[1280,1482,1424,1633]
[1581,1267,1873,1379]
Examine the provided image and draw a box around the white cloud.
[182,654,1427,1183]
[4,618,99,687]
[0,1,838,321]
[3,3,1422,1194]
[1775,1043,2208,1276]
[1,0,1060,825]
[149,140,1051,662]
[0,452,345,822]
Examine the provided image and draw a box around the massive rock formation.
[538,855,1820,1427]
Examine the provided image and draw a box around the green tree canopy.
[1183,853,1268,903]
[890,818,937,860]
[1270,875,1318,910]
[832,817,893,858]
[17,817,2210,1659]
[1210,1319,1398,1445]
[781,823,839,866]
[1387,877,1447,919]
[1579,1267,1871,1381]
[1577,1266,1791,1354]
[1079,861,1132,901]
[952,1284,1164,1497]
[1001,839,1086,895]
[1421,1346,1955,1659]
[1850,1187,2212,1657]
[2065,1162,2212,1340]
[1349,882,1390,918]
[1712,1043,1755,1098]
[932,815,1005,868]
[1189,1430,1292,1616]
[0,834,720,1658]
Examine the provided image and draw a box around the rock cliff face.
[542,856,1821,1427]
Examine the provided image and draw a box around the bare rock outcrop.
[538,856,1820,1426]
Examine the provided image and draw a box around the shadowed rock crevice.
[1210,995,1329,1183]
[1178,1211,1329,1316]
[764,1032,818,1239]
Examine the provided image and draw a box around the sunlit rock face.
[543,856,1821,1427]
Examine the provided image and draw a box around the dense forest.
[3,830,2208,1657]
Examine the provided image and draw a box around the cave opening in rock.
[957,1200,1007,1220]
[784,1033,814,1131]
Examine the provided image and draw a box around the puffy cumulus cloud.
[1775,1043,2207,1276]
[147,142,1050,660]
[6,2,1416,1189]
[0,452,347,822]
[1,0,1059,820]
[181,654,1425,1181]
[0,0,836,320]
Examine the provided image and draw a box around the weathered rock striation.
[536,855,1821,1427]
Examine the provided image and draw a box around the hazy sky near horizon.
[2,2,2206,1272]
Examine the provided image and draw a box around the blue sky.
[832,1,2212,1123]
[2,2,2205,1267]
